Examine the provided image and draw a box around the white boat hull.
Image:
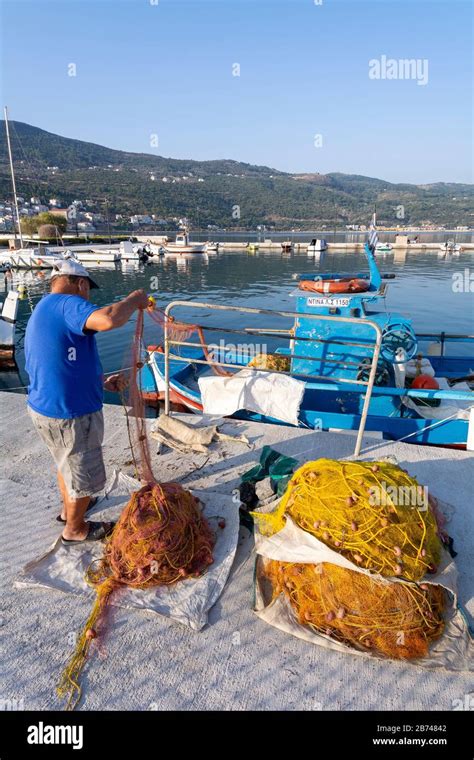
[0,290,19,365]
[0,251,64,269]
[307,239,328,253]
[74,251,120,263]
[163,244,206,255]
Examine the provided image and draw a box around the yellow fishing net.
[260,559,446,659]
[248,353,291,372]
[253,459,442,581]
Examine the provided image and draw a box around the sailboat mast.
[4,106,24,247]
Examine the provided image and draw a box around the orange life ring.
[299,278,369,295]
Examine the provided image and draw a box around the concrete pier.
[134,236,474,252]
[1,391,472,710]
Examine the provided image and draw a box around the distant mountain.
[0,121,472,229]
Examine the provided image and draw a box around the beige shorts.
[28,407,106,499]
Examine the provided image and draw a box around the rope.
[357,407,473,456]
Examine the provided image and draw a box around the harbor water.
[2,246,473,399]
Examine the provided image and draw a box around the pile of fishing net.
[58,482,215,709]
[248,353,291,372]
[58,307,216,710]
[254,458,450,661]
[92,483,214,588]
[256,459,441,580]
[262,561,445,659]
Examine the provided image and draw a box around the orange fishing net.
[91,483,215,589]
[260,559,446,659]
[58,305,216,710]
[146,301,232,380]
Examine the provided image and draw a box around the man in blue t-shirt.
[25,259,149,545]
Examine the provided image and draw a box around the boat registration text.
[307,297,350,307]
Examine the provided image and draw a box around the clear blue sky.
[1,0,472,183]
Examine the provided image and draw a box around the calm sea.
[2,246,473,402]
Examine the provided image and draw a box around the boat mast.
[4,106,24,248]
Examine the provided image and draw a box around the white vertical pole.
[4,107,23,248]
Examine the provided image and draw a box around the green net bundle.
[260,559,446,660]
[254,459,442,581]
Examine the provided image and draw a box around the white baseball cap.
[50,257,100,289]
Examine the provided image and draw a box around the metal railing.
[416,332,474,357]
[163,301,383,456]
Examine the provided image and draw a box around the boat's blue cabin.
[291,244,417,389]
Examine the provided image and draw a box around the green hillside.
[0,121,472,229]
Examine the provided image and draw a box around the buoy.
[411,374,439,390]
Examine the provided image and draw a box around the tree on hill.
[20,212,67,236]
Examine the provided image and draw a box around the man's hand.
[103,373,129,393]
[129,289,150,310]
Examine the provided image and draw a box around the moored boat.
[138,231,474,449]
[439,241,462,253]
[1,110,73,271]
[162,229,206,255]
[72,249,120,263]
[0,290,19,368]
[307,238,328,253]
[0,243,70,270]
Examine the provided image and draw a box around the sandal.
[61,520,115,545]
[56,496,99,523]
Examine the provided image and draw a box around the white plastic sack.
[15,471,239,631]
[198,369,305,426]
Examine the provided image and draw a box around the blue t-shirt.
[25,293,103,419]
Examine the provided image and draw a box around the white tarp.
[15,471,239,631]
[254,508,473,671]
[198,369,305,426]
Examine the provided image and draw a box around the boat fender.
[410,374,441,408]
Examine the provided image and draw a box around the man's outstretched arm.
[85,290,150,332]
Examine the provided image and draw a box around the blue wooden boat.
[138,244,474,448]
